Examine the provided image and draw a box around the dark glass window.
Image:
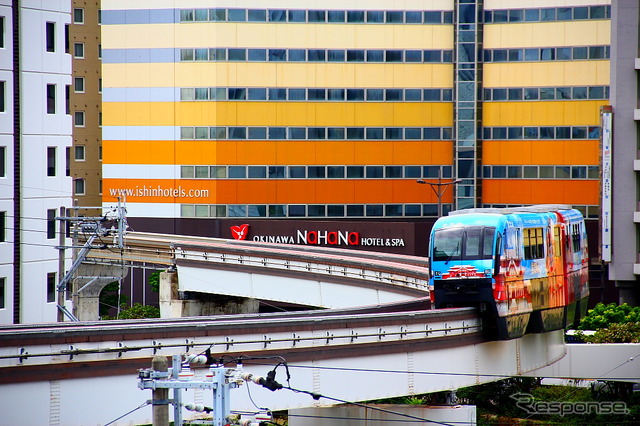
[308,49,325,61]
[366,89,384,101]
[573,87,587,99]
[308,166,325,178]
[327,10,345,22]
[288,10,305,22]
[540,127,555,139]
[590,6,605,19]
[346,89,364,101]
[327,49,345,62]
[269,49,286,61]
[327,128,345,139]
[493,10,508,23]
[405,50,422,62]
[46,84,56,114]
[524,88,539,100]
[228,88,246,100]
[385,128,402,140]
[308,127,326,139]
[347,11,365,23]
[269,127,286,139]
[588,86,604,99]
[346,166,364,178]
[405,11,422,23]
[248,88,266,100]
[423,128,440,139]
[556,127,571,139]
[572,127,587,139]
[423,89,440,101]
[308,10,325,22]
[423,50,441,62]
[424,11,441,23]
[508,127,523,139]
[589,46,605,59]
[347,205,364,217]
[288,49,306,61]
[347,128,364,139]
[405,166,421,178]
[385,166,403,178]
[508,9,523,22]
[524,127,539,139]
[540,88,555,100]
[327,166,344,178]
[525,49,539,61]
[573,47,587,59]
[46,22,55,52]
[540,48,555,61]
[289,205,306,217]
[556,87,570,99]
[492,88,507,101]
[366,205,384,217]
[525,9,540,22]
[248,166,266,178]
[366,128,383,139]
[269,10,286,22]
[347,50,365,62]
[405,89,421,101]
[228,127,247,139]
[327,205,345,217]
[557,8,572,20]
[386,11,403,23]
[328,89,345,101]
[508,88,523,100]
[228,49,246,61]
[308,205,326,217]
[308,89,326,100]
[288,89,306,100]
[248,127,267,139]
[248,9,266,21]
[405,128,421,139]
[557,47,571,60]
[289,127,306,139]
[493,166,506,178]
[540,8,556,21]
[288,166,305,178]
[385,50,402,62]
[269,88,286,100]
[229,166,246,178]
[228,9,246,21]
[367,50,384,62]
[385,89,402,101]
[367,11,384,23]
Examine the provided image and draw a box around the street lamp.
[416,171,462,218]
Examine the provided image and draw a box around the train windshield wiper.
[445,241,459,264]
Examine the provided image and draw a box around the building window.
[74,111,85,127]
[0,277,5,309]
[74,77,84,93]
[0,211,5,242]
[74,42,84,58]
[46,147,56,176]
[46,84,56,114]
[47,272,56,303]
[74,178,85,195]
[98,78,102,93]
[47,209,56,239]
[73,8,84,24]
[74,145,85,161]
[0,16,5,48]
[98,112,102,126]
[99,179,102,194]
[98,44,101,59]
[98,145,102,161]
[65,84,70,114]
[0,146,5,177]
[0,80,5,112]
[46,22,55,52]
[98,9,102,25]
[65,147,70,176]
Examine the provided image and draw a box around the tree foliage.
[116,303,160,319]
[578,302,640,330]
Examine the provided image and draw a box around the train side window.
[553,226,562,256]
[524,227,544,259]
[494,233,502,275]
[571,223,581,252]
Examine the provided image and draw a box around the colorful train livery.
[428,205,589,340]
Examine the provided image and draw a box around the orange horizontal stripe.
[103,178,453,205]
[103,140,454,165]
[482,180,599,205]
[483,140,599,165]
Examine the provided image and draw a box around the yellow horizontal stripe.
[103,101,454,127]
[482,100,608,126]
[103,140,454,166]
[484,21,610,48]
[103,62,454,88]
[483,140,599,165]
[103,23,453,50]
[483,61,609,87]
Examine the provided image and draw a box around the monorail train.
[428,205,589,340]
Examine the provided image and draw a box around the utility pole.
[416,170,462,217]
[56,206,66,322]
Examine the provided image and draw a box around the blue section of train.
[428,205,589,340]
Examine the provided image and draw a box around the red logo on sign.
[230,224,249,240]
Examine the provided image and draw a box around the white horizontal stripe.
[102,126,180,141]
[103,164,181,179]
[103,202,182,218]
[103,1,454,12]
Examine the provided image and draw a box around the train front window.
[432,226,496,261]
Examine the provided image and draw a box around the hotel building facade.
[101,1,637,302]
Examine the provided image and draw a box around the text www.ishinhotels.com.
[109,186,209,198]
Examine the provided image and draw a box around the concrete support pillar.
[72,264,128,321]
[159,269,260,318]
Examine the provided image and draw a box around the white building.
[0,0,72,324]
